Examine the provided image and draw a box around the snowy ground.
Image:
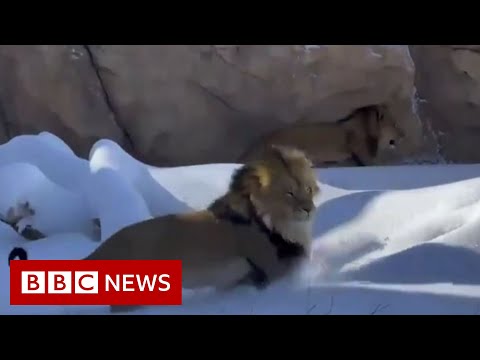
[2,132,480,315]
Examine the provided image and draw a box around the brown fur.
[239,105,405,167]
[83,145,321,313]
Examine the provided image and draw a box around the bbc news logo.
[20,272,172,294]
[10,260,182,306]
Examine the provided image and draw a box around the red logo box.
[10,260,182,306]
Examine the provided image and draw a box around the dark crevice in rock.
[189,80,241,113]
[82,45,136,153]
[210,45,269,84]
[0,98,12,139]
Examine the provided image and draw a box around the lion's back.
[85,211,248,264]
[241,123,350,164]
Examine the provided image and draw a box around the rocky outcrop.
[410,45,480,163]
[0,45,128,157]
[0,45,422,166]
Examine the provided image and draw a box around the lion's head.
[368,104,405,152]
[210,145,321,251]
[239,145,320,223]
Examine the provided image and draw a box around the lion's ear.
[242,165,271,193]
[231,164,271,195]
[252,165,271,190]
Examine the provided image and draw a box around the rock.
[89,45,422,166]
[0,201,46,241]
[20,225,46,241]
[0,45,127,158]
[0,45,422,166]
[410,45,480,163]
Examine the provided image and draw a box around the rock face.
[0,45,129,157]
[0,45,423,166]
[410,45,480,163]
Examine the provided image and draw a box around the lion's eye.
[306,186,312,194]
[286,191,294,198]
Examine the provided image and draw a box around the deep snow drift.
[2,133,480,315]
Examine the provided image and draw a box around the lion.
[83,145,321,313]
[239,104,405,167]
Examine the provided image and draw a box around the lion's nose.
[301,201,314,215]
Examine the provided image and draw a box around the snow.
[3,133,480,315]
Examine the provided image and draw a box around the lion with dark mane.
[87,145,320,312]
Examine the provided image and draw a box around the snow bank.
[2,132,480,315]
